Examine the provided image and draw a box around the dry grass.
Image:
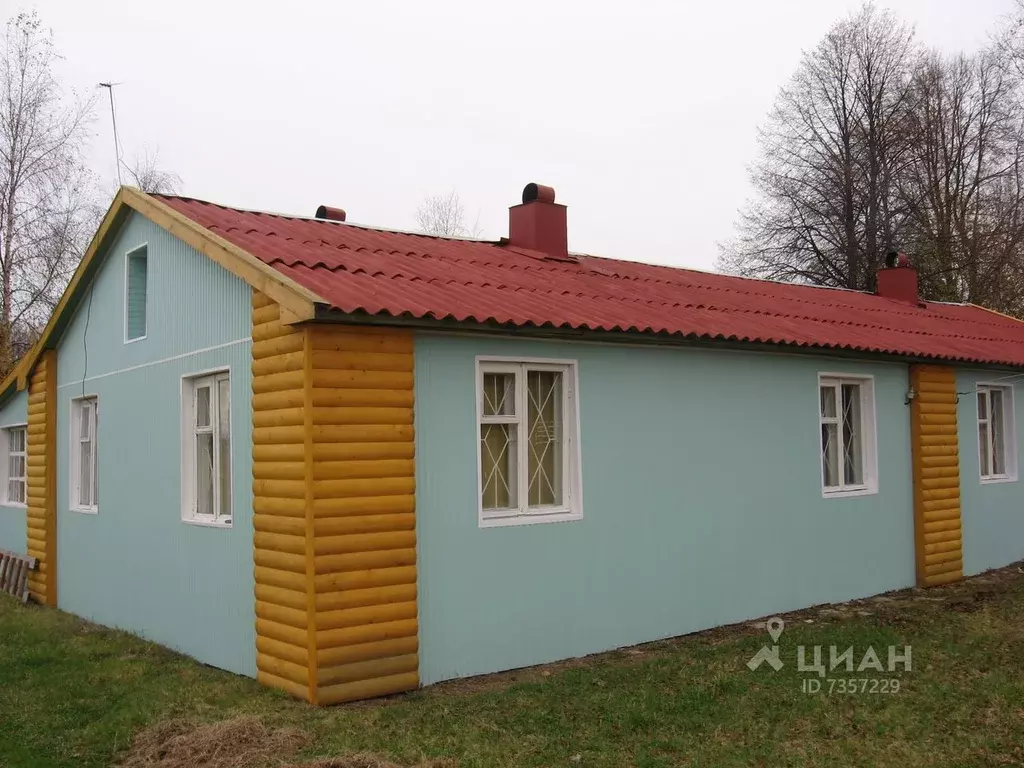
[119,716,309,768]
[118,716,456,768]
[7,564,1024,766]
[285,755,456,768]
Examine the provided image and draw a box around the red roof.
[156,195,1024,368]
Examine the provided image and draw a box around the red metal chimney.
[876,251,918,305]
[508,183,567,257]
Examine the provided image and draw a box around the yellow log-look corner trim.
[252,292,418,705]
[253,292,312,702]
[303,316,318,702]
[25,349,57,605]
[0,186,325,404]
[909,365,964,587]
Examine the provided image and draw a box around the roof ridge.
[151,193,496,245]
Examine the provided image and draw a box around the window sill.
[480,509,583,528]
[1,502,26,510]
[822,487,878,499]
[980,475,1018,485]
[70,506,98,515]
[124,334,147,345]
[182,516,233,529]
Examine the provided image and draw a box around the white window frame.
[818,373,878,498]
[123,243,148,344]
[69,395,99,514]
[180,367,233,528]
[475,356,583,528]
[977,382,1017,484]
[1,423,27,508]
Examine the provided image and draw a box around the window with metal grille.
[977,384,1017,483]
[819,375,878,497]
[476,358,582,527]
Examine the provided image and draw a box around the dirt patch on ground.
[118,716,456,768]
[119,715,309,768]
[285,756,456,768]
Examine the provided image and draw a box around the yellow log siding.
[26,349,57,606]
[251,292,417,704]
[910,365,964,587]
[308,324,417,703]
[252,292,312,701]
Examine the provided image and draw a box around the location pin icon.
[767,617,784,643]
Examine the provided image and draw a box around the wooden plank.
[0,549,37,602]
[15,561,29,603]
[317,672,418,706]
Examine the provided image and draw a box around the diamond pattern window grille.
[478,361,576,520]
[527,370,562,507]
[481,423,518,509]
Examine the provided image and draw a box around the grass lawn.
[3,567,1024,767]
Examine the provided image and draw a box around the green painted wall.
[958,370,1024,575]
[414,335,916,685]
[54,212,256,676]
[0,387,28,554]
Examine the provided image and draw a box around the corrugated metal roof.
[156,195,1024,367]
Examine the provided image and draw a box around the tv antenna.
[99,82,124,186]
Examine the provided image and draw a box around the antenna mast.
[99,82,123,186]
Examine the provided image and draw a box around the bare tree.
[415,190,480,237]
[125,148,182,195]
[0,11,96,373]
[900,51,1024,311]
[993,0,1024,81]
[720,4,917,291]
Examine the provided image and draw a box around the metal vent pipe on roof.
[315,205,346,222]
[522,183,556,204]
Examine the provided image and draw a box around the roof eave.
[309,305,1024,371]
[0,187,328,402]
[123,188,324,322]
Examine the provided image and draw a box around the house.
[1,182,1023,705]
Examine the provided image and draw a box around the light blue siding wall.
[958,370,1024,575]
[415,335,916,685]
[0,388,28,553]
[55,212,256,677]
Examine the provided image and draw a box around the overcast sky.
[28,0,1016,270]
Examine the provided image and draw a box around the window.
[125,245,148,342]
[476,358,582,527]
[819,375,877,497]
[1,426,26,506]
[70,397,98,512]
[182,371,232,526]
[978,384,1016,482]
